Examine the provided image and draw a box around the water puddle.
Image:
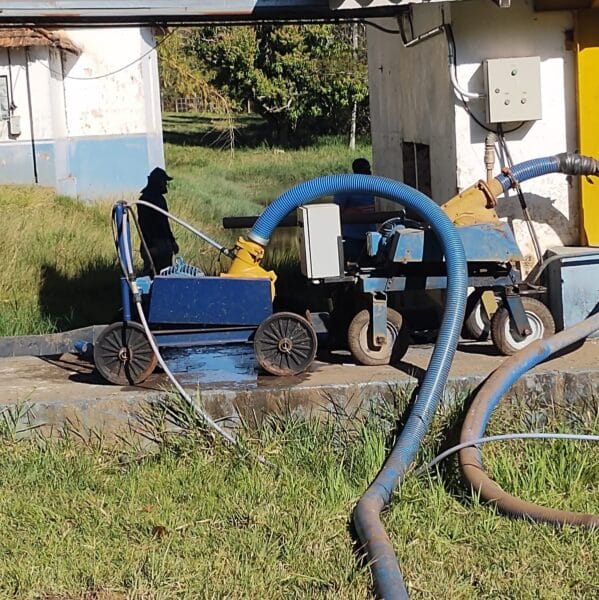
[161,344,258,388]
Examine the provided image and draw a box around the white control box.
[484,56,542,123]
[298,204,343,280]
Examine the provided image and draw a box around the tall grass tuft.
[0,186,121,335]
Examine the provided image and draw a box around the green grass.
[0,188,121,335]
[0,392,596,599]
[0,112,370,336]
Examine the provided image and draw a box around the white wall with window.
[367,0,576,268]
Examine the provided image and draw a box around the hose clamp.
[500,167,520,190]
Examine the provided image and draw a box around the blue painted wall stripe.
[0,133,158,199]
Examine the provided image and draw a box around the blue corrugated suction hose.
[460,311,599,527]
[249,174,469,600]
[246,154,599,599]
[495,153,599,192]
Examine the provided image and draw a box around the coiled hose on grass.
[461,151,599,528]
[459,311,599,528]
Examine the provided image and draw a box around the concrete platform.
[0,338,598,439]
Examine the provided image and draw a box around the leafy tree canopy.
[157,30,228,112]
[189,24,368,141]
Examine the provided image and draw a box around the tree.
[190,24,369,143]
[157,30,228,113]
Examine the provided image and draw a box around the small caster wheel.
[463,300,491,341]
[490,297,555,356]
[94,321,157,385]
[347,308,410,366]
[254,312,317,376]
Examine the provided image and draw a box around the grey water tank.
[545,246,599,337]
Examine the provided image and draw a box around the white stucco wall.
[368,0,578,269]
[0,27,165,197]
[62,27,162,138]
[367,4,457,205]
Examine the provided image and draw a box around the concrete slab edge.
[2,367,597,442]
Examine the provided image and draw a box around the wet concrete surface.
[0,339,597,438]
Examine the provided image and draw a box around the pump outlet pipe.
[460,311,599,527]
[442,152,599,226]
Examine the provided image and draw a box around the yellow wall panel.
[576,10,599,246]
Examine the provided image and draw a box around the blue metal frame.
[368,222,523,264]
[504,293,532,337]
[371,294,389,346]
[153,328,256,348]
[112,201,273,351]
[360,273,518,294]
[114,203,133,321]
[349,220,533,338]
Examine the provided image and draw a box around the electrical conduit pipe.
[245,175,469,600]
[459,311,599,527]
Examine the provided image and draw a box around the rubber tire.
[254,312,317,376]
[490,297,555,356]
[347,307,410,366]
[463,300,491,341]
[94,321,157,385]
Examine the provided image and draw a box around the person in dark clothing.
[137,167,179,275]
[333,157,376,262]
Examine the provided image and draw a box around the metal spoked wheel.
[254,312,317,376]
[347,307,410,366]
[490,297,555,356]
[94,321,157,385]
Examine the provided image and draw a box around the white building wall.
[140,27,166,170]
[62,28,152,137]
[368,0,578,268]
[451,0,576,267]
[367,4,457,206]
[0,27,164,198]
[0,46,56,184]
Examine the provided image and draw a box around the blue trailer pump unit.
[300,154,599,364]
[93,202,318,385]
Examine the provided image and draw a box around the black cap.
[148,167,173,182]
[352,158,371,175]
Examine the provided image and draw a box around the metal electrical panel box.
[484,56,542,123]
[298,204,343,280]
[545,246,599,337]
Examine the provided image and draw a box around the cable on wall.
[40,30,174,81]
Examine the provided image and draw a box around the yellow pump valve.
[222,237,277,299]
[441,179,504,226]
